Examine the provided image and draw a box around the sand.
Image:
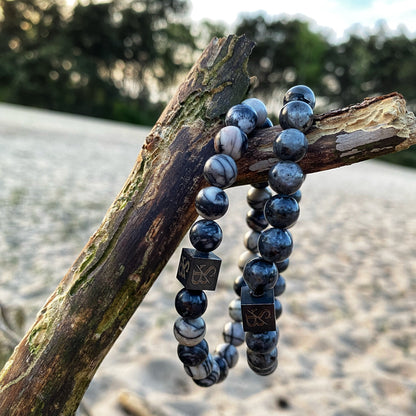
[0,103,415,416]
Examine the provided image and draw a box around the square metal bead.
[241,287,276,333]
[176,248,221,291]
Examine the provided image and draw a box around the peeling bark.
[0,34,415,415]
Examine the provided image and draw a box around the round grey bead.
[195,186,229,220]
[173,317,206,346]
[273,129,308,162]
[214,343,239,368]
[189,219,222,252]
[214,126,248,160]
[193,359,220,387]
[238,250,259,271]
[247,347,278,375]
[247,186,272,210]
[279,101,314,132]
[177,339,209,366]
[228,298,242,322]
[268,161,304,195]
[184,353,214,380]
[204,154,238,189]
[225,103,258,134]
[264,194,300,229]
[246,330,279,354]
[283,84,316,109]
[244,230,260,252]
[242,97,268,126]
[258,228,293,264]
[243,257,278,296]
[222,321,245,346]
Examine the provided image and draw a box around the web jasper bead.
[193,359,220,387]
[173,317,206,346]
[274,274,286,297]
[258,228,293,264]
[225,103,258,134]
[283,84,316,109]
[242,98,268,127]
[273,129,309,162]
[189,219,222,252]
[228,298,242,322]
[246,209,268,232]
[184,353,214,380]
[247,347,278,376]
[177,339,209,366]
[246,330,279,354]
[247,186,272,210]
[279,100,314,132]
[175,289,207,319]
[264,195,300,229]
[243,258,278,296]
[204,154,237,189]
[214,355,229,383]
[214,126,248,160]
[268,161,304,195]
[195,186,229,220]
[223,321,245,346]
[215,343,239,368]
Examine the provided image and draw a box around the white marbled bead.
[193,359,220,387]
[204,154,238,189]
[214,126,248,160]
[228,298,242,322]
[242,98,268,127]
[184,353,214,380]
[173,317,206,346]
[222,321,245,346]
[214,343,239,369]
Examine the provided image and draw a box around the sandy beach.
[0,103,415,416]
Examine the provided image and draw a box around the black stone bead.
[214,343,239,369]
[195,186,229,220]
[283,85,316,109]
[258,228,293,264]
[274,274,286,297]
[247,347,278,376]
[238,250,259,271]
[243,258,278,297]
[261,117,273,128]
[264,195,300,229]
[276,259,289,273]
[247,186,272,210]
[225,103,258,134]
[189,219,222,252]
[233,275,247,297]
[213,355,229,383]
[245,330,279,354]
[251,182,269,189]
[268,161,304,195]
[175,289,207,319]
[246,209,268,232]
[274,298,283,320]
[291,189,302,202]
[279,101,314,132]
[273,129,309,162]
[177,339,209,366]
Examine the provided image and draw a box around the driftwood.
[0,34,415,415]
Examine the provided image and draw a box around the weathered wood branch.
[0,34,415,415]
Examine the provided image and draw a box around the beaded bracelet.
[173,85,315,386]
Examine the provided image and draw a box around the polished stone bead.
[228,298,242,322]
[225,103,258,134]
[238,250,259,271]
[175,289,207,319]
[195,186,229,220]
[243,258,278,296]
[246,346,278,375]
[275,298,283,320]
[261,117,273,128]
[173,316,206,346]
[244,230,260,252]
[193,359,220,387]
[176,248,221,291]
[213,355,229,383]
[241,287,276,333]
[184,353,214,380]
[258,228,293,264]
[214,343,239,368]
[233,275,247,297]
[273,274,286,297]
[283,84,316,109]
[189,219,222,252]
[246,209,268,232]
[264,195,299,229]
[273,129,309,162]
[247,186,272,210]
[222,321,245,346]
[292,189,302,202]
[204,154,238,188]
[242,98,268,126]
[245,330,279,354]
[177,339,209,366]
[276,259,289,273]
[268,161,304,195]
[214,126,248,160]
[279,101,314,132]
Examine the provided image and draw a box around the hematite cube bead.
[176,248,221,291]
[241,287,276,333]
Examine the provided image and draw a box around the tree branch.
[0,34,415,415]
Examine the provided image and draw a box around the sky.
[188,0,416,42]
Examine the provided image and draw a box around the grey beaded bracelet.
[174,85,315,387]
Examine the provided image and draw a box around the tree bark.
[0,34,415,415]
